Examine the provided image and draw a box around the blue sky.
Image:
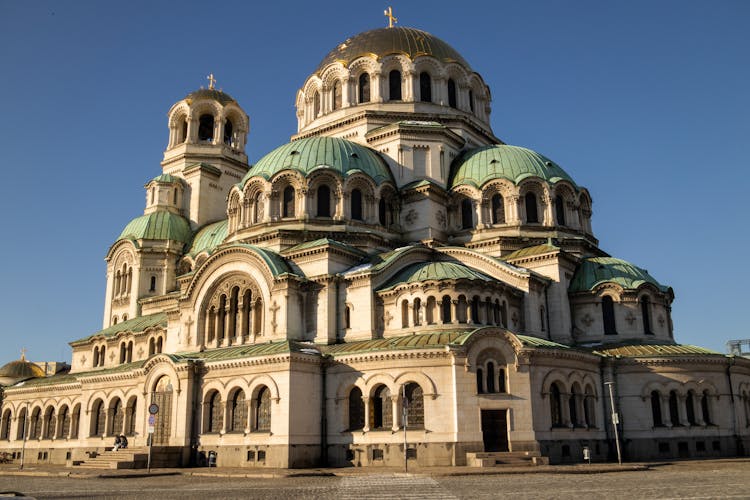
[0,0,747,365]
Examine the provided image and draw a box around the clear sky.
[0,0,747,366]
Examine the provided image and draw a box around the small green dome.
[149,173,182,184]
[187,220,228,257]
[241,137,393,187]
[380,261,492,291]
[569,257,671,293]
[185,88,235,105]
[450,144,576,190]
[118,211,192,243]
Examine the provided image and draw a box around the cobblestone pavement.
[0,460,748,499]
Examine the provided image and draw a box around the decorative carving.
[436,210,447,229]
[658,315,665,327]
[404,209,418,226]
[581,314,594,327]
[384,310,394,327]
[511,311,519,327]
[80,355,87,365]
[625,311,636,325]
[137,347,144,358]
[270,301,280,333]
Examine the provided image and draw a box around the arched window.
[348,387,364,430]
[207,392,222,433]
[426,296,436,324]
[378,198,386,226]
[255,387,271,432]
[540,306,546,332]
[550,383,563,427]
[372,385,392,429]
[486,362,496,393]
[149,275,157,292]
[441,295,452,323]
[701,391,712,425]
[419,72,432,102]
[686,390,697,425]
[119,343,127,364]
[99,346,106,366]
[43,407,56,440]
[110,399,123,436]
[641,296,652,335]
[555,195,566,226]
[344,305,351,329]
[333,80,342,110]
[317,185,331,217]
[0,409,12,440]
[180,119,188,144]
[91,400,105,437]
[469,89,474,112]
[525,192,538,223]
[401,299,409,328]
[447,78,457,108]
[569,387,578,427]
[149,337,155,356]
[602,296,617,335]
[351,188,363,221]
[358,73,370,103]
[461,198,473,229]
[470,296,480,323]
[229,390,247,432]
[253,192,263,223]
[223,118,233,145]
[389,70,402,101]
[651,390,663,426]
[313,91,321,118]
[16,408,27,440]
[584,388,596,427]
[127,341,133,362]
[70,405,80,439]
[404,383,424,428]
[30,408,41,438]
[500,301,508,328]
[173,188,178,205]
[476,368,484,394]
[283,186,295,218]
[125,398,137,436]
[93,346,99,367]
[669,390,680,426]
[491,194,504,224]
[198,114,214,142]
[413,298,422,326]
[156,337,162,354]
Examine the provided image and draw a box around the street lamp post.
[604,381,622,465]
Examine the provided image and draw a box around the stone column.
[661,396,671,428]
[561,393,572,428]
[362,397,371,432]
[451,299,459,324]
[372,72,383,102]
[236,300,245,345]
[391,395,400,432]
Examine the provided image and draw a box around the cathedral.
[1,20,749,469]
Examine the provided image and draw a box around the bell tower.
[161,75,250,229]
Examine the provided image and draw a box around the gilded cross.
[207,73,216,89]
[384,6,397,28]
[20,347,27,361]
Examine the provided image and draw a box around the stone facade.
[1,25,749,468]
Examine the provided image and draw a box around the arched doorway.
[151,376,173,445]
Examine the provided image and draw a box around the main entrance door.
[151,376,173,445]
[481,409,509,452]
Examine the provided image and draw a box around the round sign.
[148,403,159,415]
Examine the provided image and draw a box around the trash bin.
[208,451,217,467]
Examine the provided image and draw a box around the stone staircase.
[73,447,149,469]
[466,451,549,467]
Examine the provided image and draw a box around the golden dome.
[0,358,45,385]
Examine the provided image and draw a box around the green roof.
[323,331,472,356]
[118,211,192,243]
[226,244,293,277]
[149,173,182,184]
[503,243,560,261]
[379,260,492,291]
[185,88,235,105]
[284,238,367,257]
[316,27,471,74]
[450,144,577,190]
[592,343,720,357]
[241,136,394,187]
[187,220,228,257]
[11,360,146,388]
[569,257,671,293]
[173,340,318,362]
[71,313,167,344]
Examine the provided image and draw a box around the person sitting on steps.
[119,434,128,449]
[113,435,122,451]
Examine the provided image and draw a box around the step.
[466,451,549,467]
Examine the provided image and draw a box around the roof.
[450,144,577,190]
[379,260,493,291]
[592,343,720,357]
[241,136,394,187]
[225,244,293,277]
[503,243,560,261]
[173,340,319,362]
[284,238,367,257]
[11,360,145,388]
[569,257,671,293]
[186,220,228,257]
[117,211,192,243]
[185,88,236,105]
[316,27,471,74]
[71,313,167,344]
[323,331,472,356]
[0,359,46,381]
[149,173,183,185]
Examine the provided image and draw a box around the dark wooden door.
[481,409,509,452]
[151,377,173,445]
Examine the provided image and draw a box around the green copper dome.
[186,220,228,257]
[379,260,492,291]
[118,211,192,243]
[316,27,471,74]
[569,257,671,293]
[241,136,393,187]
[450,144,577,190]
